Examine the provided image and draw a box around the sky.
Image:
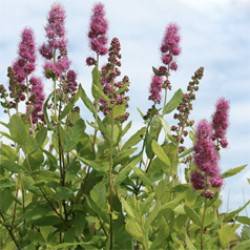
[0,0,249,213]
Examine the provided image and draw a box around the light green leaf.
[237,216,250,225]
[151,140,170,167]
[115,156,141,185]
[184,205,201,226]
[163,89,183,114]
[222,165,247,178]
[78,84,96,114]
[122,127,146,149]
[218,224,239,248]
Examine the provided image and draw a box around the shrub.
[0,3,249,250]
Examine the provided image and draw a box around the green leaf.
[218,224,239,248]
[90,180,107,210]
[64,119,86,152]
[234,239,250,250]
[146,195,183,227]
[115,155,141,185]
[133,167,152,188]
[0,160,24,173]
[184,205,201,226]
[79,157,109,172]
[163,89,183,114]
[222,165,247,178]
[43,91,54,129]
[53,187,74,200]
[122,127,146,149]
[32,215,61,227]
[145,116,162,159]
[78,84,96,114]
[0,179,15,189]
[151,140,170,167]
[125,219,144,243]
[47,241,92,250]
[112,104,126,119]
[60,89,80,119]
[9,114,36,153]
[121,121,132,137]
[36,127,47,146]
[224,200,250,222]
[91,66,108,101]
[237,216,250,225]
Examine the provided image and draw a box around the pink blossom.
[56,57,70,73]
[194,120,219,177]
[190,171,205,190]
[44,62,61,78]
[191,119,224,198]
[66,70,78,93]
[210,175,223,188]
[212,98,230,147]
[12,28,36,83]
[202,190,214,199]
[88,3,108,55]
[44,4,66,53]
[29,77,45,123]
[149,75,163,103]
[160,24,180,70]
[40,43,53,59]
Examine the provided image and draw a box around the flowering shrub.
[0,3,249,250]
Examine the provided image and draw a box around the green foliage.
[0,8,249,250]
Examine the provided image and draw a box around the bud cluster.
[171,67,204,150]
[99,38,129,122]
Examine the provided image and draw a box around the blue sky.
[0,0,249,212]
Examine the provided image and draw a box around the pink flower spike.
[194,120,219,177]
[88,3,108,55]
[29,77,45,123]
[161,23,181,69]
[212,98,230,147]
[149,75,163,103]
[40,3,67,58]
[12,28,36,83]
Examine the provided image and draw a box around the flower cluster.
[191,120,223,199]
[149,76,163,103]
[171,67,204,150]
[149,24,181,104]
[40,4,77,95]
[88,3,108,58]
[212,98,229,148]
[100,38,129,122]
[12,28,36,84]
[28,77,45,123]
[65,70,78,93]
[161,24,181,70]
[40,4,66,59]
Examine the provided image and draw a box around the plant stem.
[108,113,114,250]
[0,210,20,249]
[200,199,207,250]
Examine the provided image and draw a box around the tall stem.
[108,112,114,249]
[200,199,207,250]
[0,211,20,249]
